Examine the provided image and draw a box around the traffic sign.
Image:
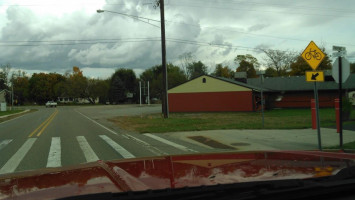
[306,71,324,82]
[332,57,350,83]
[301,41,325,70]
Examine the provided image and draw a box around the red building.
[247,74,355,109]
[168,75,263,112]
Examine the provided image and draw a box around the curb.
[0,109,30,119]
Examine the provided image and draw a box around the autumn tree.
[68,66,87,99]
[262,49,297,76]
[212,64,234,78]
[234,54,259,78]
[234,54,260,68]
[11,70,29,105]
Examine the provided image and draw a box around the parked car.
[45,101,57,108]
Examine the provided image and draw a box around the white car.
[45,101,57,108]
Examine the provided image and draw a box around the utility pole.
[139,81,142,106]
[159,0,169,118]
[148,81,150,105]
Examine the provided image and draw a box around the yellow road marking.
[28,109,58,137]
[36,111,58,137]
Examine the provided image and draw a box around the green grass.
[326,141,355,150]
[0,109,37,123]
[0,109,24,116]
[109,108,352,133]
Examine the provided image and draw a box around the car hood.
[0,150,354,199]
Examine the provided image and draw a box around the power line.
[166,2,355,18]
[177,0,355,14]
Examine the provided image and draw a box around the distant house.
[57,97,99,104]
[168,75,265,112]
[247,74,355,108]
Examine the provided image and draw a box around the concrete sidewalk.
[161,128,355,151]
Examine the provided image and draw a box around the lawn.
[109,108,353,133]
[0,109,37,123]
[326,141,355,150]
[0,109,24,116]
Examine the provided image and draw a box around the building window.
[202,78,206,83]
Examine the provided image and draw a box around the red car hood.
[0,150,354,199]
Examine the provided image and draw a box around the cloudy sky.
[0,0,354,78]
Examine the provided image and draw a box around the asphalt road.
[0,105,222,175]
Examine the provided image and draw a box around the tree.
[351,62,355,73]
[0,63,11,86]
[178,52,195,79]
[109,68,138,103]
[234,54,259,78]
[109,75,125,103]
[86,79,110,104]
[236,60,257,78]
[234,54,260,68]
[140,63,187,100]
[68,66,87,99]
[262,49,297,76]
[289,50,332,76]
[11,70,29,105]
[29,73,65,104]
[212,64,234,78]
[264,67,278,77]
[187,61,208,80]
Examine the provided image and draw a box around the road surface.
[0,105,223,175]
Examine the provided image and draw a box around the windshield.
[0,0,354,199]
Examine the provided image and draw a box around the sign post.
[332,46,349,149]
[302,41,325,151]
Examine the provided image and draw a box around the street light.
[97,1,169,118]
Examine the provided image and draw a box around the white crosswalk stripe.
[76,136,99,162]
[0,134,142,173]
[0,139,12,151]
[46,137,61,167]
[144,133,198,153]
[99,135,135,159]
[0,138,37,174]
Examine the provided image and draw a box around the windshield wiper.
[59,166,355,200]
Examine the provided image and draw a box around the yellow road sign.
[301,41,325,70]
[306,71,324,82]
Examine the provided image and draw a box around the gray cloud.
[0,0,354,78]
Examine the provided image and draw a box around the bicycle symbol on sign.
[305,48,322,60]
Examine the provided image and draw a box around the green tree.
[109,68,138,103]
[212,64,234,78]
[351,62,355,73]
[290,50,332,76]
[264,67,278,77]
[140,63,187,100]
[86,79,110,104]
[29,73,65,104]
[187,61,208,80]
